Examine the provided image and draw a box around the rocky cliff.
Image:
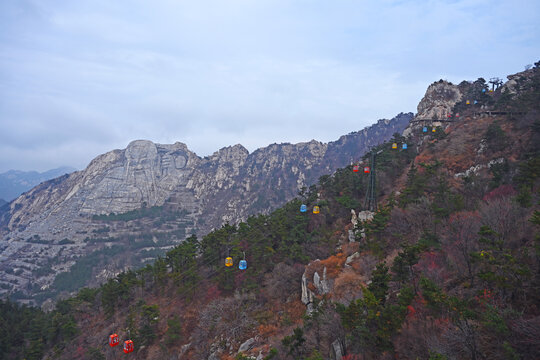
[0,113,412,304]
[403,80,463,137]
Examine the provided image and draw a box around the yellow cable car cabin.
[466,100,470,105]
[313,206,320,214]
[432,127,436,132]
[392,143,397,149]
[225,257,233,267]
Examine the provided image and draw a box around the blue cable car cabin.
[300,204,307,212]
[422,126,428,133]
[402,143,407,150]
[239,260,247,270]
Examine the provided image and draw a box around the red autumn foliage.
[343,354,363,360]
[205,284,221,302]
[483,184,516,201]
[407,305,416,318]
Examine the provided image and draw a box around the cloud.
[0,0,539,172]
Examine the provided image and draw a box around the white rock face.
[332,340,344,360]
[416,80,462,120]
[357,211,374,222]
[454,157,506,178]
[351,209,358,227]
[403,80,462,137]
[237,337,256,353]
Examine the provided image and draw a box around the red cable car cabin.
[364,166,370,174]
[353,165,359,172]
[124,340,134,353]
[109,334,119,347]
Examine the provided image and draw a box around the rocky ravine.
[0,113,412,304]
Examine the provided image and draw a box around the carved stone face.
[125,140,158,165]
[171,150,187,169]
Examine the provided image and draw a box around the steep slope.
[1,64,537,360]
[0,113,412,304]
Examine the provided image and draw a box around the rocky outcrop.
[302,264,332,314]
[501,65,539,96]
[416,80,462,120]
[238,337,257,353]
[403,80,462,137]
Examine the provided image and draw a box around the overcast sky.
[1,0,538,172]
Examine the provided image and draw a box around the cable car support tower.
[364,150,383,212]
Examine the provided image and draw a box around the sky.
[1,0,539,172]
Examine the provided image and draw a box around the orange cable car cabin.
[123,340,134,353]
[109,334,119,347]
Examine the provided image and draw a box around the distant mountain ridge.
[0,166,76,201]
[0,113,412,304]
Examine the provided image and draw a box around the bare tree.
[479,197,526,249]
[442,211,481,286]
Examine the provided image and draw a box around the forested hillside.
[1,64,539,360]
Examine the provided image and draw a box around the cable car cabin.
[239,260,247,270]
[363,166,370,174]
[402,143,407,150]
[474,100,478,104]
[482,88,486,93]
[422,126,428,133]
[432,127,436,132]
[456,113,460,118]
[447,114,452,118]
[466,100,470,105]
[109,334,119,347]
[392,143,397,149]
[352,165,359,172]
[300,204,307,213]
[313,206,320,214]
[123,340,134,354]
[225,257,233,267]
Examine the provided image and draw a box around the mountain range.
[1,63,538,360]
[0,112,412,305]
[0,167,76,202]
